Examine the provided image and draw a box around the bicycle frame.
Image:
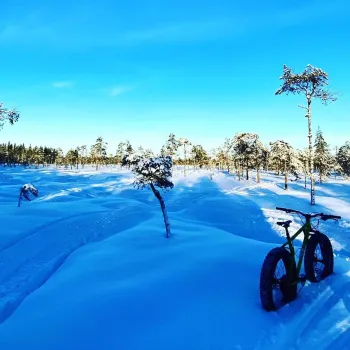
[281,218,313,283]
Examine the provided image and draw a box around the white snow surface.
[0,166,350,349]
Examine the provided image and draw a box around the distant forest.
[1,130,350,182]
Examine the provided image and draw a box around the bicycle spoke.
[313,244,325,281]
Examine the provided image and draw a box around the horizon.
[1,0,350,154]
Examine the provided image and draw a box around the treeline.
[1,129,350,183]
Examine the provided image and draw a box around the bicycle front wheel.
[304,232,334,282]
[259,247,297,311]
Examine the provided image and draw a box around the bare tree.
[275,64,337,205]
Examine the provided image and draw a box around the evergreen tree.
[270,140,296,190]
[336,142,350,177]
[191,145,208,168]
[115,142,125,165]
[0,102,19,130]
[275,64,337,205]
[314,127,333,182]
[66,149,78,169]
[178,137,191,176]
[91,137,107,170]
[233,133,264,182]
[164,133,179,158]
[122,154,174,238]
[56,148,65,167]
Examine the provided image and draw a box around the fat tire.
[259,247,297,311]
[304,232,333,282]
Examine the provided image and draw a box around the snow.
[0,166,350,349]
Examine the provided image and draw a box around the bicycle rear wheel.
[304,232,334,282]
[259,247,297,311]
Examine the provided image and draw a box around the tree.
[66,149,78,169]
[314,127,333,182]
[275,64,337,205]
[191,144,208,168]
[270,140,295,190]
[297,148,309,189]
[233,133,264,181]
[115,142,125,166]
[56,148,65,167]
[79,145,88,168]
[122,154,174,238]
[0,102,19,130]
[178,137,191,176]
[163,133,179,158]
[336,142,350,177]
[91,137,107,170]
[221,138,234,173]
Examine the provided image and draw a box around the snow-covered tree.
[233,133,264,181]
[0,102,19,130]
[336,142,350,177]
[78,145,88,168]
[275,64,337,205]
[55,148,64,167]
[122,154,174,238]
[125,140,134,155]
[178,137,192,176]
[270,140,295,189]
[162,133,179,158]
[191,144,208,168]
[221,138,234,173]
[18,184,38,207]
[66,149,78,169]
[115,142,125,165]
[91,137,107,170]
[314,127,333,182]
[295,148,309,188]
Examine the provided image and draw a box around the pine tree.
[115,142,125,166]
[178,137,191,176]
[91,137,107,170]
[275,64,337,205]
[122,154,174,238]
[164,133,179,158]
[336,142,350,177]
[66,149,78,169]
[191,145,208,168]
[0,102,19,130]
[233,133,264,182]
[270,140,295,190]
[314,127,333,182]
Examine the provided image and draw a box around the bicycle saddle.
[277,220,292,228]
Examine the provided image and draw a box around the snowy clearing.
[0,166,350,349]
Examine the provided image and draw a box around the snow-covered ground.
[0,166,350,349]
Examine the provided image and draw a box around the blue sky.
[1,0,349,154]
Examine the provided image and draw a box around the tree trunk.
[183,145,186,177]
[246,160,249,180]
[150,183,171,238]
[284,161,288,190]
[307,99,315,205]
[257,164,260,183]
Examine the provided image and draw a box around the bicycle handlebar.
[276,207,341,221]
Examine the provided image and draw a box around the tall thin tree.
[275,64,337,205]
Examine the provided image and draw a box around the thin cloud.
[109,86,132,96]
[52,81,74,88]
[1,0,348,49]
